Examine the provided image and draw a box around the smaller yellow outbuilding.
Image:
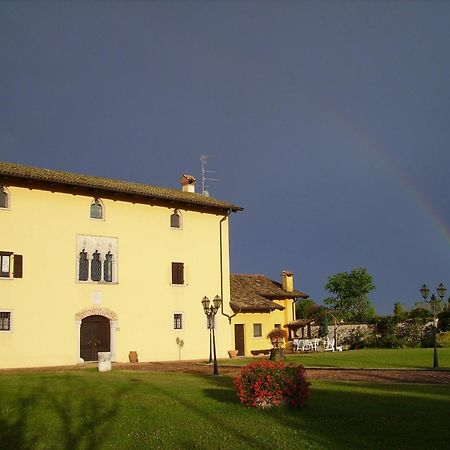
[230,271,308,356]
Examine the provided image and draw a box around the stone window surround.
[76,235,118,283]
[90,198,105,220]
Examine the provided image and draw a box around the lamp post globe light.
[420,283,447,369]
[201,295,222,376]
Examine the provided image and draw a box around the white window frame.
[0,310,13,332]
[253,323,263,338]
[1,253,11,278]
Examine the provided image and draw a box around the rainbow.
[323,109,450,248]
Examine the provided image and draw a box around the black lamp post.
[420,283,446,369]
[201,295,222,375]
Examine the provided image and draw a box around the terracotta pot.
[228,350,239,358]
[128,351,138,363]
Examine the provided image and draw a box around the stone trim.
[75,307,118,321]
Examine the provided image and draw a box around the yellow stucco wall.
[0,186,234,368]
[231,299,295,356]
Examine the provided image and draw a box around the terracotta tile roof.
[230,274,308,313]
[0,161,243,212]
[285,318,316,328]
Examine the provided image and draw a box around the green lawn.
[0,369,449,449]
[220,347,450,369]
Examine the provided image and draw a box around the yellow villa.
[0,161,242,369]
[230,271,308,356]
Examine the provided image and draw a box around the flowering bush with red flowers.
[233,360,310,409]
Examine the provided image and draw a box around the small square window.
[253,323,262,337]
[0,312,11,331]
[274,323,281,329]
[174,313,183,330]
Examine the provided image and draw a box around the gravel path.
[112,361,450,385]
[2,360,450,384]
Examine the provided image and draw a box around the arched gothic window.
[91,251,102,281]
[78,250,89,281]
[90,199,103,219]
[104,251,113,283]
[170,210,181,228]
[0,187,9,209]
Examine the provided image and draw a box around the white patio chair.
[323,338,335,352]
[293,339,300,351]
[301,340,313,351]
[311,338,320,351]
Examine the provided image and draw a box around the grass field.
[220,347,450,369]
[0,368,449,450]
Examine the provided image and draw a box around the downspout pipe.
[219,210,239,324]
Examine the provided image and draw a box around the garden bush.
[342,327,369,349]
[437,310,450,332]
[436,331,450,348]
[366,316,426,348]
[233,360,310,409]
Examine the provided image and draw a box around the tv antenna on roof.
[200,155,219,196]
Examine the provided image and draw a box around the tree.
[324,267,376,322]
[295,298,319,319]
[437,309,450,332]
[393,302,407,318]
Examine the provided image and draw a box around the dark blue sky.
[2,1,449,314]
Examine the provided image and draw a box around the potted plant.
[267,328,287,349]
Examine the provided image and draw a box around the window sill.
[170,283,187,287]
[77,281,118,285]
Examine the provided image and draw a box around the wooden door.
[234,324,245,356]
[80,315,110,361]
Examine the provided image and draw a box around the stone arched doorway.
[76,307,117,363]
[80,315,110,361]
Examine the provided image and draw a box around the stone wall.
[309,323,374,343]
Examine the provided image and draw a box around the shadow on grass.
[145,375,272,449]
[0,374,126,450]
[265,381,450,450]
[0,389,40,450]
[198,371,450,450]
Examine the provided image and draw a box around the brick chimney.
[180,174,196,193]
[281,270,294,292]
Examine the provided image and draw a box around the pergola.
[285,318,316,340]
